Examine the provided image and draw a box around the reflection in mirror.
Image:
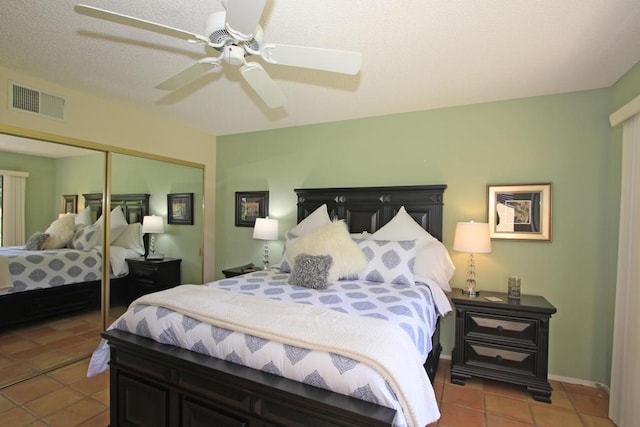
[0,133,205,390]
[0,134,106,388]
[109,153,204,321]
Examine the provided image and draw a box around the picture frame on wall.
[235,191,269,227]
[487,183,552,241]
[167,193,194,225]
[61,194,78,214]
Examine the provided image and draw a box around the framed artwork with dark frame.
[61,194,78,214]
[487,183,552,241]
[167,193,194,225]
[235,191,269,227]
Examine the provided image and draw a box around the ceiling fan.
[74,1,362,109]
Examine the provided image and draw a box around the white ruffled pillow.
[285,221,366,282]
[42,215,75,249]
[372,206,454,292]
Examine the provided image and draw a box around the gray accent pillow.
[25,232,50,250]
[288,254,333,290]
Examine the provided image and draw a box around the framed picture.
[167,193,194,225]
[61,194,78,214]
[487,183,552,241]
[235,191,269,227]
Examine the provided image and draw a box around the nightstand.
[222,263,256,278]
[450,288,557,402]
[126,257,182,302]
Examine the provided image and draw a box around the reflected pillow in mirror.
[94,206,129,243]
[112,223,145,255]
[25,232,50,250]
[42,215,75,249]
[70,223,101,251]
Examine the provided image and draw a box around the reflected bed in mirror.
[0,193,149,388]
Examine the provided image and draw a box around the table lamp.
[453,221,492,296]
[253,217,278,270]
[142,215,164,260]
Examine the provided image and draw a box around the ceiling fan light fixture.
[205,11,260,51]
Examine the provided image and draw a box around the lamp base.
[462,289,479,297]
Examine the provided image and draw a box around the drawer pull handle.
[496,355,503,363]
[497,326,504,333]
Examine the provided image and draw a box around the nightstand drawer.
[130,266,158,280]
[465,312,537,346]
[464,340,537,376]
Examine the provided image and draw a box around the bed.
[91,185,452,426]
[0,193,149,328]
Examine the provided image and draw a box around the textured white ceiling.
[2,0,640,136]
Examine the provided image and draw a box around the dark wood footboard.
[104,330,397,426]
[102,317,441,427]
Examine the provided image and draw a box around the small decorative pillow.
[24,232,50,250]
[285,221,367,282]
[356,239,416,285]
[70,223,101,251]
[288,254,333,290]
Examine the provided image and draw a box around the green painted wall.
[216,88,617,384]
[0,150,56,238]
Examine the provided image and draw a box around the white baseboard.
[438,354,609,393]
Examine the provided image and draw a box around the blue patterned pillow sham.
[355,239,416,285]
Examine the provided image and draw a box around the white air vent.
[8,82,65,120]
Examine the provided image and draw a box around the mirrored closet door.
[0,130,205,389]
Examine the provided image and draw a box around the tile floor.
[0,309,104,389]
[0,312,617,426]
[0,358,617,426]
[431,359,615,427]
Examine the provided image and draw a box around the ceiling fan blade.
[155,58,221,90]
[259,44,362,75]
[75,4,211,45]
[239,62,285,108]
[224,0,266,41]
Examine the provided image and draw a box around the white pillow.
[278,204,332,272]
[414,240,455,292]
[372,206,454,292]
[286,221,366,282]
[42,215,75,249]
[75,206,92,227]
[356,239,416,285]
[94,206,129,243]
[289,204,332,236]
[112,223,145,255]
[69,223,101,250]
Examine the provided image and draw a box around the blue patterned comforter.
[89,270,442,426]
[0,246,101,294]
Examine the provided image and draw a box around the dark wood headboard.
[83,193,150,224]
[295,185,446,241]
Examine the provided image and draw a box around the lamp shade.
[453,221,492,253]
[253,217,278,241]
[142,215,164,234]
